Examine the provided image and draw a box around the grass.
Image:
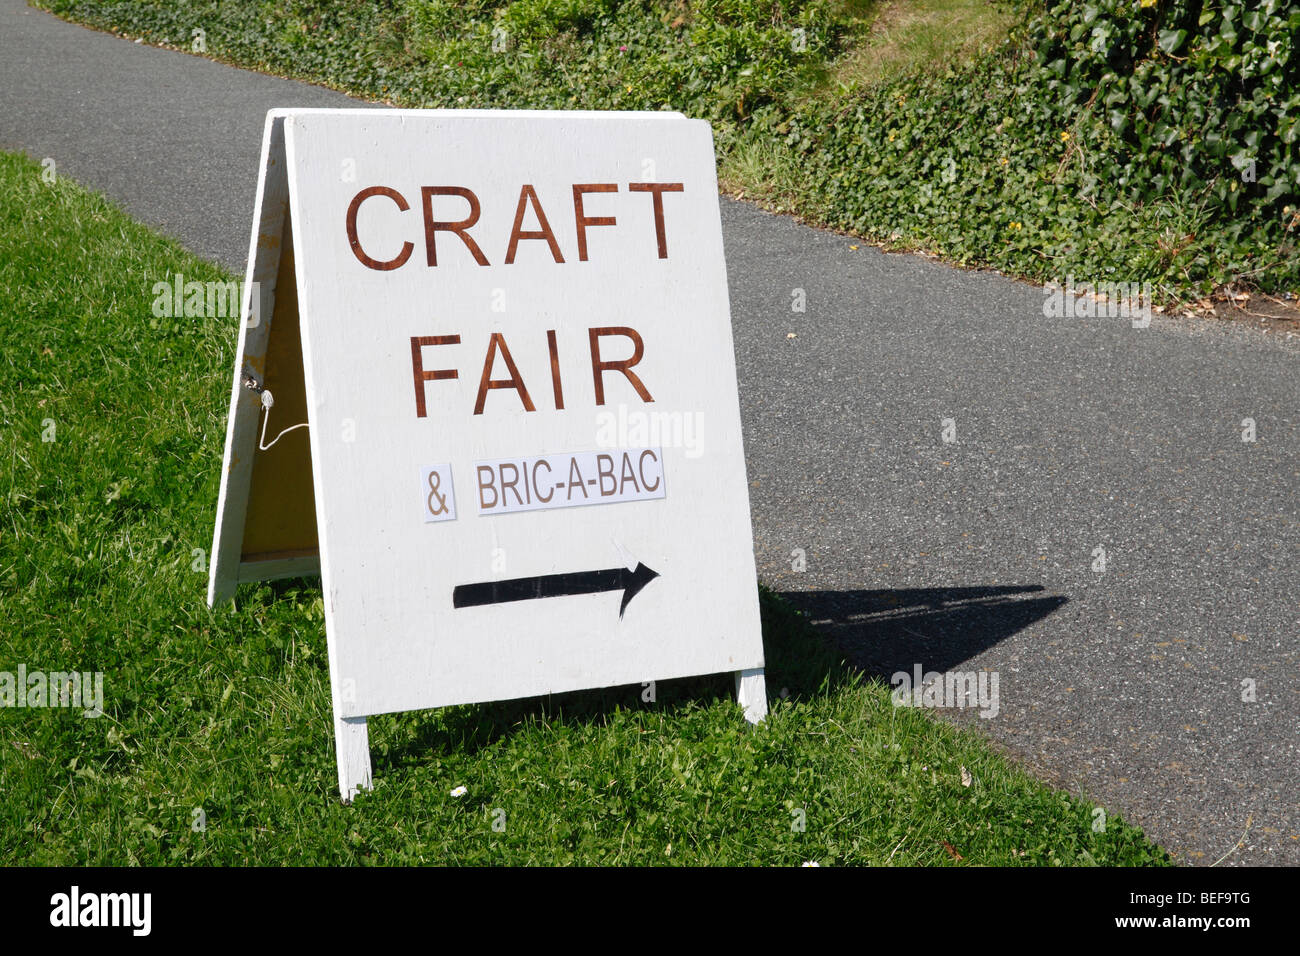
[0,149,1171,865]
[825,0,1016,94]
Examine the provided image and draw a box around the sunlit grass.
[0,149,1170,866]
[827,0,1016,94]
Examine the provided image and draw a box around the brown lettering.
[639,449,660,492]
[421,186,490,267]
[589,327,652,405]
[533,459,554,503]
[505,185,565,264]
[628,182,684,259]
[410,335,460,418]
[596,454,617,495]
[500,462,523,507]
[347,186,414,271]
[477,465,498,510]
[566,457,589,499]
[474,332,536,414]
[619,452,642,494]
[572,184,618,261]
[547,329,564,410]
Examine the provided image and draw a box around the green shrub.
[400,0,846,126]
[38,0,1297,297]
[778,0,1298,295]
[1034,1,1298,226]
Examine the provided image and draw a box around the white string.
[257,390,310,451]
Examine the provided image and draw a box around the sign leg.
[734,667,768,724]
[335,714,372,803]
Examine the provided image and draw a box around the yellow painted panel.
[240,215,319,559]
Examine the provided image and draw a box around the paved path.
[3,0,1296,864]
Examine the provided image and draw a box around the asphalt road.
[3,0,1296,865]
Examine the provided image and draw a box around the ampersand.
[427,470,448,515]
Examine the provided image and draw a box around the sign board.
[208,109,767,801]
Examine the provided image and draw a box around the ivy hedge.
[37,0,1299,299]
[778,0,1298,297]
[36,0,850,126]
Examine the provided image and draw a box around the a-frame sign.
[209,109,767,801]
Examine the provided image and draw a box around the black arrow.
[453,562,660,619]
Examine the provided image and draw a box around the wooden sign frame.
[208,109,768,802]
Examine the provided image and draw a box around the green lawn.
[0,150,1171,865]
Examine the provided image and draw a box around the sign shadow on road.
[779,585,1067,679]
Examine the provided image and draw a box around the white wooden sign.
[208,109,767,801]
